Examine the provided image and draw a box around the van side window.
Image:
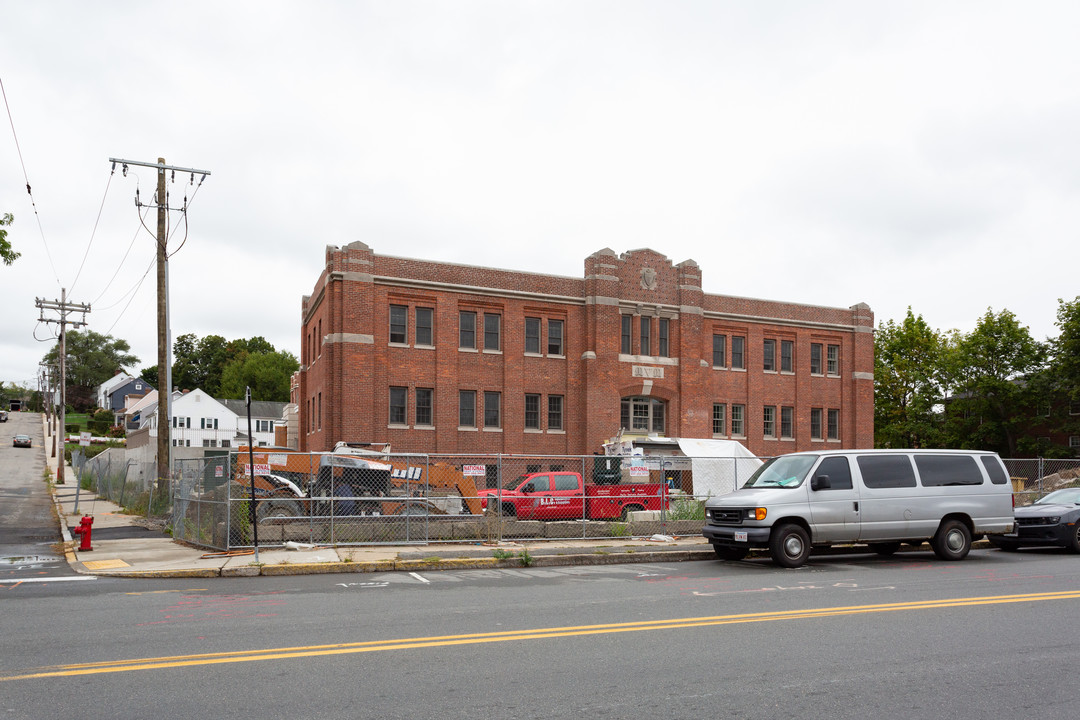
[915,455,983,486]
[979,456,1009,485]
[816,456,853,490]
[857,455,917,489]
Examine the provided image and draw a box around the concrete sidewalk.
[44,418,715,579]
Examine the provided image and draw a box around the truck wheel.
[869,542,901,556]
[931,519,971,561]
[769,523,810,568]
[500,503,517,518]
[257,499,302,522]
[713,545,749,561]
[620,504,644,521]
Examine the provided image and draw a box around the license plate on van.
[734,531,748,542]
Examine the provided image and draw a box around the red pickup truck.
[478,471,668,521]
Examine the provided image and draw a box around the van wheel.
[770,524,810,568]
[869,542,901,556]
[931,519,971,561]
[713,545,749,561]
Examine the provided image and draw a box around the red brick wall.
[298,243,875,456]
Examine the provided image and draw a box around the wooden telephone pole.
[109,157,210,492]
[35,290,90,484]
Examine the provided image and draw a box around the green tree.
[218,349,299,402]
[874,308,949,448]
[0,213,18,265]
[945,308,1046,456]
[1052,296,1080,401]
[42,330,139,411]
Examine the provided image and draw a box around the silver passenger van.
[702,449,1014,568]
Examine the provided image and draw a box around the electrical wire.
[102,253,156,337]
[70,165,116,295]
[166,173,206,259]
[1,75,61,288]
[90,186,151,306]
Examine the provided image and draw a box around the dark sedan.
[12,434,31,448]
[990,487,1080,552]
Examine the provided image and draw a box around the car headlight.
[745,507,767,521]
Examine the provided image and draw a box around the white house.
[169,389,239,448]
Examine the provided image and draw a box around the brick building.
[296,242,874,456]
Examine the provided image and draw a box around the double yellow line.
[5,589,1079,681]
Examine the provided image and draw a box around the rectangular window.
[763,339,776,372]
[256,419,272,433]
[459,311,476,349]
[810,408,823,440]
[483,313,501,351]
[548,395,563,430]
[202,439,216,448]
[484,391,501,428]
[221,439,231,448]
[318,393,322,430]
[415,388,433,426]
[1070,436,1080,448]
[200,417,219,430]
[525,317,541,354]
[712,403,726,436]
[827,344,840,375]
[1070,401,1080,416]
[810,343,823,374]
[780,406,793,439]
[731,404,745,436]
[763,406,776,438]
[458,391,476,427]
[827,408,840,440]
[915,455,984,486]
[621,315,632,355]
[781,340,794,373]
[389,386,407,425]
[524,393,540,429]
[658,318,669,357]
[640,317,651,356]
[712,334,726,367]
[548,319,564,355]
[732,336,745,369]
[390,304,408,344]
[857,455,917,489]
[416,307,433,346]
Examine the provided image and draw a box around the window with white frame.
[390,304,408,344]
[712,403,726,436]
[459,311,476,349]
[763,406,776,438]
[780,406,793,439]
[731,404,745,436]
[548,395,563,430]
[620,396,665,434]
[415,388,433,426]
[524,393,541,430]
[389,387,407,425]
[827,344,840,375]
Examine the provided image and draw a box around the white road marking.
[409,572,430,584]
[0,576,97,584]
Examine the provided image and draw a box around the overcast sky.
[3,1,1079,391]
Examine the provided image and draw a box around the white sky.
[3,1,1079,390]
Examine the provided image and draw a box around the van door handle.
[853,502,859,512]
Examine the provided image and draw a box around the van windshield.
[742,455,818,489]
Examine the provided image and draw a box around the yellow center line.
[4,590,1079,681]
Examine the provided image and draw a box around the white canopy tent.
[676,438,763,497]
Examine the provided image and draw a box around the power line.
[1,75,61,288]
[70,165,116,294]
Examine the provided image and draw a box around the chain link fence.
[160,452,1080,551]
[72,447,164,520]
[168,450,764,550]
[1003,458,1080,506]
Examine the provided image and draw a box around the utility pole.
[109,157,210,492]
[36,290,90,484]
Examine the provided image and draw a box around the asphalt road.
[2,543,1079,719]
[0,412,68,583]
